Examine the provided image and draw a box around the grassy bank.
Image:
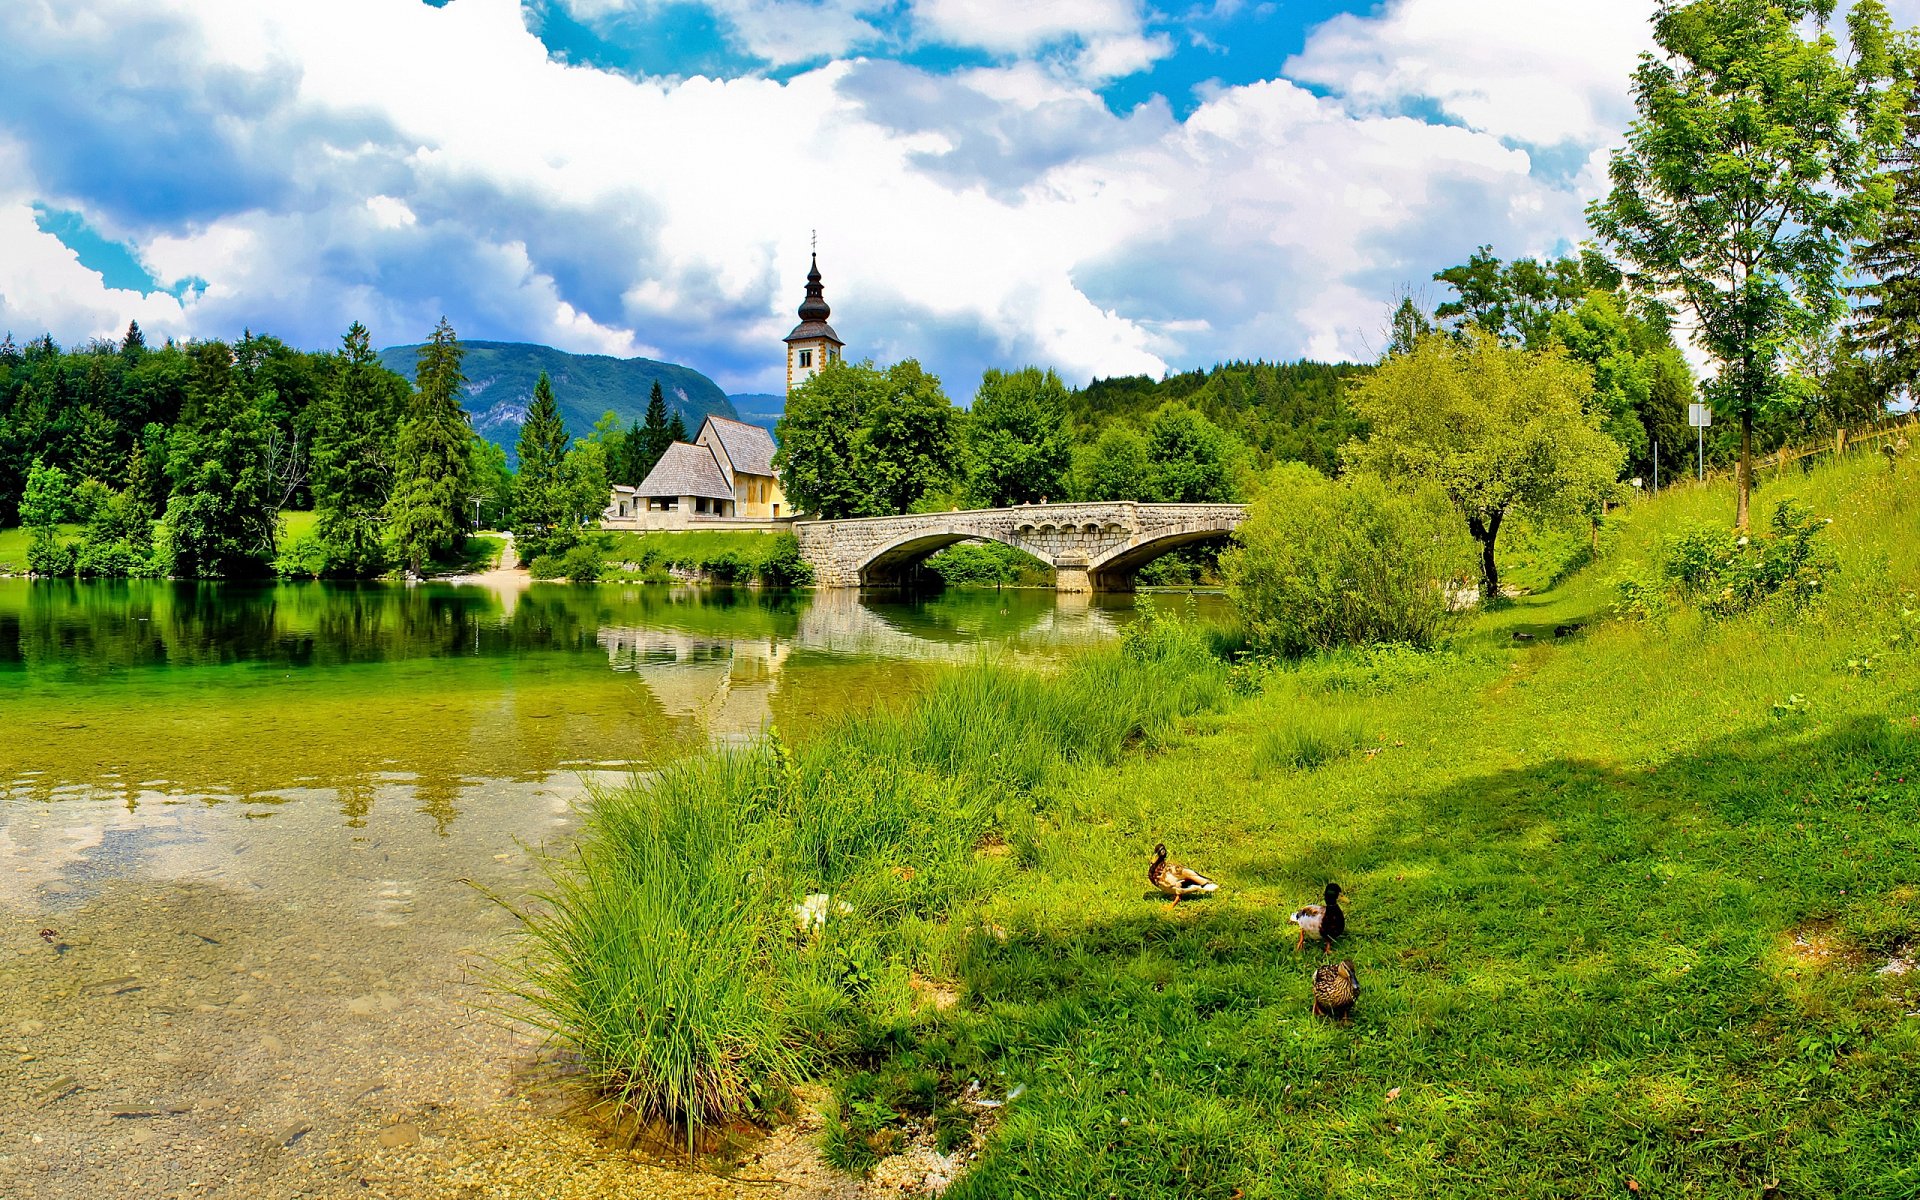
[513,450,1920,1196]
[592,530,809,585]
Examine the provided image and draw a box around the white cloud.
[0,0,1673,392]
[1286,0,1653,148]
[555,0,893,66]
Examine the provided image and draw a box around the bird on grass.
[1311,959,1359,1020]
[1289,882,1345,953]
[1148,843,1217,903]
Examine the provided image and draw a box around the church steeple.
[784,249,844,396]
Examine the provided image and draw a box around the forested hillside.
[377,340,732,461]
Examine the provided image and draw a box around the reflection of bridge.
[795,502,1247,592]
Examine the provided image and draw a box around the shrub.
[559,540,603,582]
[1663,500,1837,618]
[760,533,815,586]
[26,527,77,577]
[1221,465,1466,657]
[273,533,329,580]
[1612,567,1671,623]
[924,541,1049,586]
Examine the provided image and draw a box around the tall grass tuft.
[495,611,1233,1144]
[1252,705,1371,774]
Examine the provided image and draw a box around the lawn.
[515,449,1920,1197]
[0,524,79,573]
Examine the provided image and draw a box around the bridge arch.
[857,526,1037,587]
[1087,523,1239,591]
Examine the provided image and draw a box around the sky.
[1,0,1914,398]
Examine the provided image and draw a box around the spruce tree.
[159,341,276,577]
[384,317,473,575]
[121,320,145,357]
[667,409,689,444]
[635,381,673,481]
[621,419,644,485]
[1851,89,1920,408]
[312,322,398,576]
[513,372,575,560]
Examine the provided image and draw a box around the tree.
[667,409,689,444]
[964,367,1072,506]
[1145,403,1238,503]
[311,323,400,576]
[1588,0,1904,529]
[20,461,74,528]
[513,372,575,560]
[1076,426,1150,501]
[1850,87,1920,409]
[1547,290,1694,478]
[635,382,674,482]
[1386,295,1434,358]
[774,359,961,518]
[469,436,514,531]
[121,320,145,357]
[1347,334,1624,602]
[385,317,473,575]
[158,341,277,577]
[1222,464,1466,657]
[1434,246,1599,348]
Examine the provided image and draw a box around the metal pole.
[1653,440,1659,496]
[1698,426,1705,482]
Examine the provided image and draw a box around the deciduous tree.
[965,367,1072,506]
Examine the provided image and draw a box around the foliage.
[965,367,1073,507]
[513,372,577,561]
[631,381,675,485]
[1547,289,1694,479]
[1222,464,1465,657]
[1433,244,1616,347]
[1663,500,1839,618]
[272,533,329,580]
[158,342,279,578]
[311,322,404,578]
[1073,426,1150,502]
[1588,0,1906,529]
[384,317,474,574]
[923,541,1051,587]
[1348,334,1624,600]
[20,462,74,528]
[600,529,814,586]
[1850,88,1920,409]
[1144,403,1240,503]
[775,359,961,518]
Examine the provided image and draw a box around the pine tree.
[1851,90,1920,408]
[312,322,398,576]
[384,317,473,575]
[667,409,689,444]
[513,372,575,560]
[621,419,644,485]
[159,342,276,577]
[635,381,673,482]
[122,320,145,356]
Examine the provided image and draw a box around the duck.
[1289,882,1345,953]
[1311,959,1359,1020]
[1148,843,1218,903]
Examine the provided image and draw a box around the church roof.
[703,415,778,478]
[633,441,733,500]
[785,252,843,345]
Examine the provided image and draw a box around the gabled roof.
[702,415,778,478]
[634,441,733,500]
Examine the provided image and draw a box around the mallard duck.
[1312,958,1359,1019]
[1289,882,1345,953]
[1148,843,1217,903]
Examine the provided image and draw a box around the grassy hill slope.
[378,341,734,460]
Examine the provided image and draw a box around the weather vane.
[811,228,817,252]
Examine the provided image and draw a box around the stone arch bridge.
[794,502,1247,592]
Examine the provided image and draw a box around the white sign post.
[1688,403,1712,481]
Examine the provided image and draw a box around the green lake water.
[0,578,1219,1198]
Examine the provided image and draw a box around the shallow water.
[0,578,1218,1198]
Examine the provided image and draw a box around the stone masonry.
[793,502,1247,592]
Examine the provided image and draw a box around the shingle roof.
[634,441,733,500]
[703,416,778,478]
[784,319,843,345]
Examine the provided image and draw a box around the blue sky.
[9,0,1891,399]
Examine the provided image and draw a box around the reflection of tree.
[414,770,462,838]
[337,776,374,829]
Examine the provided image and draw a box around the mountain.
[377,340,735,461]
[728,393,786,437]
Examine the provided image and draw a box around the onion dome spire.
[797,253,830,323]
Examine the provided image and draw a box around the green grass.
[598,529,808,585]
[513,450,1920,1195]
[0,524,79,573]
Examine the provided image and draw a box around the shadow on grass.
[938,714,1920,1200]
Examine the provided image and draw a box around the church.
[605,254,838,529]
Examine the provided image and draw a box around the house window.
[798,349,813,367]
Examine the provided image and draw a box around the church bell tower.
[784,252,844,396]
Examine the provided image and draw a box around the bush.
[27,527,77,577]
[924,541,1048,586]
[1612,567,1671,623]
[760,533,815,586]
[1221,465,1466,657]
[560,540,603,582]
[273,533,329,580]
[1663,500,1837,618]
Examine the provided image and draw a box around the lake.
[0,578,1215,1198]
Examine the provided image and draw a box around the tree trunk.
[1736,412,1753,532]
[1466,510,1502,602]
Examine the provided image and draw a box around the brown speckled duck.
[1148,843,1218,903]
[1312,959,1359,1020]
